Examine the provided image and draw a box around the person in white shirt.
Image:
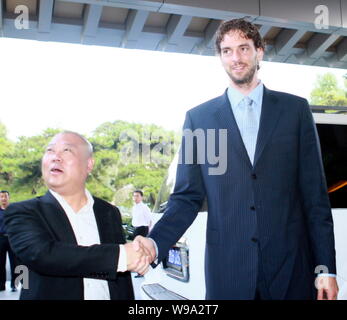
[4,131,151,300]
[131,190,152,278]
[131,190,152,239]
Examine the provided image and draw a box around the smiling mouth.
[232,65,247,71]
[50,168,64,174]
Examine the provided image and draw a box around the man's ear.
[87,157,95,174]
[256,47,264,62]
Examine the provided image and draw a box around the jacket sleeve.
[4,201,121,281]
[298,100,336,274]
[149,111,206,263]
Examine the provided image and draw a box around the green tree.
[310,73,347,107]
[9,128,60,201]
[89,121,180,208]
[0,122,15,186]
[0,121,180,208]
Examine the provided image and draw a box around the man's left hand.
[316,276,339,300]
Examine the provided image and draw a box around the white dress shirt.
[49,189,127,300]
[131,202,152,227]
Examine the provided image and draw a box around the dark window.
[316,123,347,208]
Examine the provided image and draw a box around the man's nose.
[231,50,241,62]
[52,152,62,162]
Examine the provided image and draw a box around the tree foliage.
[310,73,347,107]
[0,122,15,186]
[0,121,180,209]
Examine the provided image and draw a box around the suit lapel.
[213,91,253,169]
[39,191,77,243]
[253,87,282,167]
[93,198,114,244]
[213,88,283,169]
[41,192,115,244]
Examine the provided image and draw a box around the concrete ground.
[0,255,19,300]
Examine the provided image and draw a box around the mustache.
[232,63,248,68]
[228,61,258,85]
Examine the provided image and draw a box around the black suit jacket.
[4,191,134,300]
[149,87,336,299]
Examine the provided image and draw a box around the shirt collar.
[227,81,264,108]
[49,189,94,214]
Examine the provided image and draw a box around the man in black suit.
[0,190,17,292]
[135,19,339,300]
[4,131,150,300]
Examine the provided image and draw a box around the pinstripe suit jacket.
[149,87,336,299]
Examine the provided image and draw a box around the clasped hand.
[124,236,156,275]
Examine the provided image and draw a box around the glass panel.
[317,123,347,208]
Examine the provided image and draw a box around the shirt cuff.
[316,273,336,277]
[117,244,127,272]
[148,237,159,264]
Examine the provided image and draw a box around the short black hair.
[133,190,143,197]
[0,190,10,196]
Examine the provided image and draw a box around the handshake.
[124,236,157,275]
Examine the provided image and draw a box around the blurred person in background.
[131,190,152,278]
[0,190,17,292]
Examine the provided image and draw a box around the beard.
[227,59,258,85]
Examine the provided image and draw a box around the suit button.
[251,174,257,179]
[250,206,256,211]
[251,237,258,243]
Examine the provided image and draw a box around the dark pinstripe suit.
[149,87,336,299]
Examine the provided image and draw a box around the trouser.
[133,226,149,238]
[254,244,272,300]
[0,234,17,289]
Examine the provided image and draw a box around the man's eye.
[64,148,72,152]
